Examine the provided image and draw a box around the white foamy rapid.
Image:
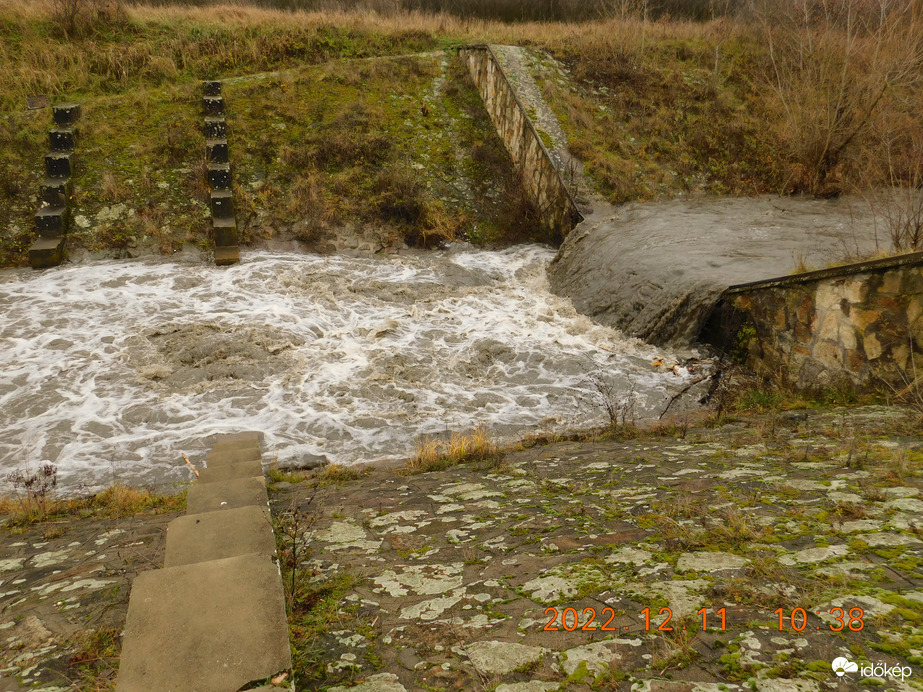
[0,246,695,494]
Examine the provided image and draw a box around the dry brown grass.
[406,425,499,473]
[2,0,921,252]
[755,0,923,195]
[0,482,186,527]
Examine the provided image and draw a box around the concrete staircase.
[202,81,241,266]
[116,432,292,692]
[29,103,81,269]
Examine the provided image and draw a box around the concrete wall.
[459,46,581,240]
[709,252,923,391]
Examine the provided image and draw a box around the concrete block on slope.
[198,458,263,484]
[206,446,262,466]
[164,505,275,567]
[116,554,291,692]
[186,475,267,515]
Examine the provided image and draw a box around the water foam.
[0,246,694,494]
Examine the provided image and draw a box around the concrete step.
[198,458,263,484]
[213,216,237,247]
[52,102,81,126]
[206,446,262,466]
[211,438,261,454]
[209,189,234,218]
[164,505,275,567]
[207,163,231,190]
[186,475,267,515]
[204,117,226,139]
[116,554,291,692]
[49,128,76,152]
[28,236,65,269]
[35,206,69,237]
[215,245,240,266]
[214,431,262,446]
[203,96,225,117]
[206,138,229,164]
[45,152,72,179]
[209,439,261,455]
[210,446,260,460]
[203,80,222,97]
[39,177,71,207]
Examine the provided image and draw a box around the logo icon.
[832,657,859,677]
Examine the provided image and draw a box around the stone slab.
[49,128,76,152]
[212,438,261,454]
[198,458,264,484]
[214,431,262,445]
[116,554,291,692]
[203,96,225,116]
[185,475,267,515]
[35,206,68,236]
[45,152,72,178]
[207,163,231,190]
[164,505,275,567]
[213,216,237,247]
[210,188,234,218]
[39,177,71,206]
[207,446,262,466]
[206,139,229,164]
[202,80,222,97]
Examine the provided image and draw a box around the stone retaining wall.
[707,252,923,391]
[459,45,582,240]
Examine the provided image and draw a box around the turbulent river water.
[0,245,696,494]
[550,195,889,345]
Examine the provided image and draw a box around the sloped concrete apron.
[116,433,291,692]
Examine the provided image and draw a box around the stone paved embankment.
[2,405,922,691]
[272,406,923,691]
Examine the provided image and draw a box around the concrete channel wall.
[459,45,582,240]
[707,252,923,392]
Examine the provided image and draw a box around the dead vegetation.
[0,465,186,529]
[406,425,501,473]
[2,0,922,262]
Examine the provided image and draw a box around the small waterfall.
[548,195,886,346]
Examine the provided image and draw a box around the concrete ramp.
[117,434,291,692]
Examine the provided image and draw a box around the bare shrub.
[877,137,923,251]
[3,463,58,523]
[754,0,923,195]
[51,0,128,37]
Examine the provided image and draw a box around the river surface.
[549,195,890,345]
[0,245,696,494]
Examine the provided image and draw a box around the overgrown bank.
[1,0,921,266]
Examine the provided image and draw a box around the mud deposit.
[0,247,697,493]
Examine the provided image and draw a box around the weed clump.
[406,425,501,473]
[0,471,186,529]
[69,627,121,690]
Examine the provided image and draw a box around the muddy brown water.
[549,195,891,346]
[0,245,698,495]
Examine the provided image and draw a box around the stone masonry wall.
[459,46,581,240]
[715,254,923,391]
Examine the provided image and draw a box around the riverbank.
[3,1,921,266]
[2,402,921,690]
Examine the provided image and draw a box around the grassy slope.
[1,1,920,265]
[536,32,782,202]
[0,4,548,265]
